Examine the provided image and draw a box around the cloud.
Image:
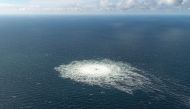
[99,0,109,9]
[158,0,183,6]
[114,0,190,11]
[0,0,82,14]
[182,0,190,9]
[116,0,185,10]
[0,0,189,14]
[118,0,141,9]
[30,0,80,6]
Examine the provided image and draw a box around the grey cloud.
[100,0,189,10]
[182,0,190,9]
[158,0,183,6]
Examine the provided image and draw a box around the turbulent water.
[55,59,190,107]
[1,16,190,109]
[55,59,151,94]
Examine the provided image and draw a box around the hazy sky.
[0,0,190,14]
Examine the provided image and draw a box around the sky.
[0,0,190,14]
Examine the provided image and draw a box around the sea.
[0,15,190,109]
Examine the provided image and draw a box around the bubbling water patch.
[55,59,190,107]
[55,59,151,94]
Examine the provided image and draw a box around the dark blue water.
[0,15,190,109]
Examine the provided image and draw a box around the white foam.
[54,59,190,108]
[77,63,112,77]
[55,59,151,94]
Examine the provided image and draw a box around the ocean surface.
[0,15,190,109]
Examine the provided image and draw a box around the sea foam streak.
[55,59,151,94]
